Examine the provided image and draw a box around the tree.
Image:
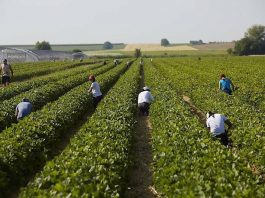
[161,38,170,46]
[134,48,141,58]
[103,41,113,50]
[35,41,52,50]
[227,48,233,55]
[245,25,265,41]
[233,25,265,55]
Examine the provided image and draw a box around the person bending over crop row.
[206,111,233,147]
[15,98,32,121]
[138,86,154,116]
[219,74,235,95]
[88,75,103,108]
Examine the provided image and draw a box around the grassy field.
[84,49,228,57]
[1,42,232,57]
[122,44,197,51]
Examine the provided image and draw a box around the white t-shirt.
[1,64,11,76]
[90,82,102,97]
[206,114,227,136]
[138,91,154,104]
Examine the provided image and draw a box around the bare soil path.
[124,65,159,198]
[183,95,206,125]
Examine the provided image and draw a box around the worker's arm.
[9,65,14,77]
[225,119,233,129]
[88,87,92,93]
[15,106,18,117]
[88,83,93,93]
[218,80,222,90]
[230,79,235,91]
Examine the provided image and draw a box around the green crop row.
[0,61,128,197]
[11,60,102,82]
[0,62,116,132]
[144,61,265,197]
[159,57,265,112]
[0,62,104,101]
[19,61,140,197]
[152,57,265,174]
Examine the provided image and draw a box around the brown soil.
[183,95,206,125]
[124,64,160,198]
[124,116,159,198]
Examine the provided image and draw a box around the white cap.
[143,86,150,91]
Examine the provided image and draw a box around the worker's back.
[219,78,231,90]
[16,102,32,119]
[138,91,153,104]
[206,114,227,136]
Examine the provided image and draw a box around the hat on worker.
[206,111,214,119]
[22,98,30,102]
[143,86,150,91]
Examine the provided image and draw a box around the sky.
[0,0,265,45]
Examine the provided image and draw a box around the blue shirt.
[16,102,32,119]
[219,78,232,90]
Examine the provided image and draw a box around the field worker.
[88,75,103,107]
[126,61,130,68]
[114,59,118,66]
[103,60,107,65]
[219,74,235,95]
[206,111,233,147]
[138,86,154,116]
[15,98,32,121]
[1,59,13,87]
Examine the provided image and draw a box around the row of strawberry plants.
[144,61,265,197]
[0,61,128,196]
[12,60,102,82]
[0,62,104,101]
[153,58,265,179]
[19,61,140,197]
[0,62,116,132]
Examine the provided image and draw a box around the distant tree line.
[35,41,52,50]
[228,25,265,55]
[190,40,204,45]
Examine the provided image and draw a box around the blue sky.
[1,0,265,44]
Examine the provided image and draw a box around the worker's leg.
[219,132,229,146]
[223,89,232,95]
[138,103,145,115]
[6,76,10,86]
[93,95,103,107]
[144,103,150,116]
[2,76,7,87]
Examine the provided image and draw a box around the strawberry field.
[0,56,264,197]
